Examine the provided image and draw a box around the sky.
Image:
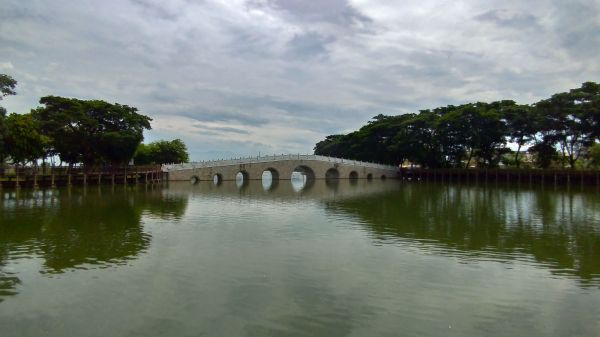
[1,0,599,160]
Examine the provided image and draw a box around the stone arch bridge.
[163,154,399,182]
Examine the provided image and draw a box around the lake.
[1,179,599,336]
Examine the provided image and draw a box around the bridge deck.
[164,155,399,181]
[163,154,396,172]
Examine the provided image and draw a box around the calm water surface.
[0,180,599,336]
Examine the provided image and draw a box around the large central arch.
[325,168,340,180]
[291,165,315,190]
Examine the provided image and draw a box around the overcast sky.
[1,0,599,160]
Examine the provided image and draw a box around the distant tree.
[4,113,48,166]
[436,103,507,168]
[535,82,600,169]
[312,81,600,171]
[587,143,600,168]
[314,134,348,157]
[32,96,152,167]
[134,139,189,165]
[528,142,558,169]
[390,112,443,168]
[0,74,18,163]
[0,74,17,99]
[502,102,537,168]
[314,114,413,165]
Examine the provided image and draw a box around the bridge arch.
[190,175,200,184]
[262,168,279,190]
[236,170,249,187]
[291,165,315,191]
[349,171,359,180]
[367,173,373,180]
[262,168,280,181]
[381,174,387,180]
[213,173,223,185]
[325,168,340,180]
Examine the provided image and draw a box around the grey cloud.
[474,10,540,29]
[191,123,251,135]
[285,32,335,58]
[171,108,271,127]
[251,0,371,26]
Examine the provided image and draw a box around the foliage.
[314,82,600,169]
[0,74,18,163]
[534,82,600,168]
[134,139,189,165]
[3,113,48,165]
[587,143,600,168]
[528,142,559,169]
[0,74,17,99]
[32,96,152,166]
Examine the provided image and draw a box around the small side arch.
[349,171,359,180]
[213,173,223,185]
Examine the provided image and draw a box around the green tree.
[0,74,17,101]
[528,142,558,169]
[4,113,48,165]
[32,96,152,167]
[535,82,600,169]
[0,74,18,163]
[587,143,600,168]
[134,139,189,165]
[436,103,507,168]
[502,102,537,168]
[390,111,443,168]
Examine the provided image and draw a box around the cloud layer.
[1,0,599,160]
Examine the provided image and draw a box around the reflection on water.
[0,186,187,302]
[0,180,599,337]
[326,183,600,286]
[159,180,600,286]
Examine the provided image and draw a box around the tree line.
[314,82,600,169]
[0,74,189,169]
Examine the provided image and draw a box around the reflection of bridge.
[163,154,399,182]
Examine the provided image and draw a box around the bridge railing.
[162,154,397,171]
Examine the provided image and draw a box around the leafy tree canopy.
[134,139,189,165]
[32,96,152,167]
[315,82,600,169]
[0,74,17,99]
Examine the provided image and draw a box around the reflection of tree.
[135,188,188,220]
[0,186,187,301]
[37,194,151,272]
[327,184,600,285]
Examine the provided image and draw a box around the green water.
[0,180,599,337]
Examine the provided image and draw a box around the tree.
[529,142,558,169]
[0,74,17,164]
[587,143,600,168]
[435,103,507,168]
[0,74,17,99]
[134,139,189,165]
[314,134,349,158]
[502,102,537,168]
[4,113,48,166]
[390,111,443,168]
[32,96,152,167]
[534,82,600,169]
